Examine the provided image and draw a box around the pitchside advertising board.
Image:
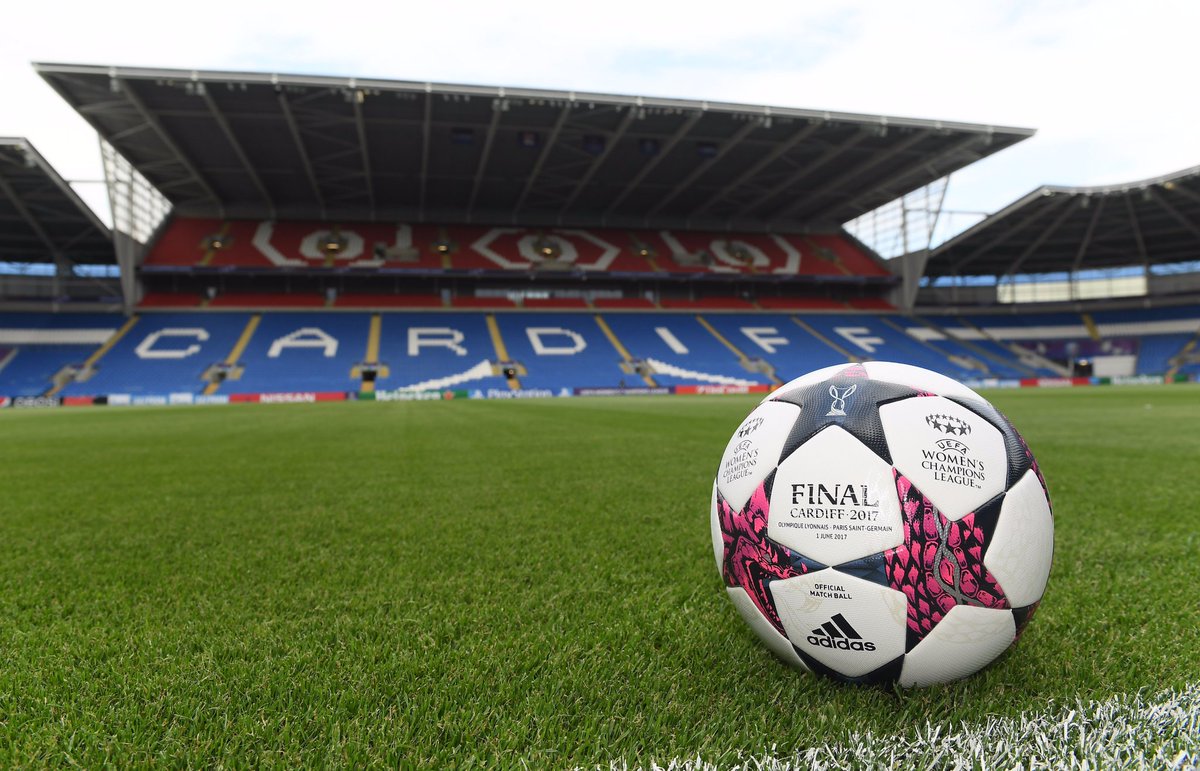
[0,374,1192,410]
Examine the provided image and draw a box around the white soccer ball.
[711,362,1053,686]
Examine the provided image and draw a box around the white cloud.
[3,0,1196,230]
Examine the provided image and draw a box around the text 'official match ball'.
[710,362,1053,687]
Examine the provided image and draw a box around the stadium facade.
[1,64,1197,405]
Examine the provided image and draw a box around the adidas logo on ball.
[807,613,877,651]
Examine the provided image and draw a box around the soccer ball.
[711,362,1053,686]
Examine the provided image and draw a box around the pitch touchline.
[602,683,1200,770]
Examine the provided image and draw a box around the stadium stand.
[492,314,625,391]
[522,297,590,309]
[0,345,97,396]
[229,313,369,394]
[58,314,251,396]
[145,218,889,279]
[592,298,656,309]
[756,297,848,310]
[659,297,757,310]
[6,65,1198,401]
[799,314,979,380]
[208,292,327,309]
[138,292,204,309]
[332,293,443,309]
[699,314,849,382]
[3,304,1200,398]
[600,314,770,386]
[374,313,509,392]
[1134,334,1196,376]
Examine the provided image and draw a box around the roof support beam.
[1148,187,1200,243]
[277,90,326,218]
[352,93,376,218]
[418,91,432,220]
[731,129,871,220]
[1125,192,1151,271]
[952,197,1065,274]
[644,119,762,219]
[512,102,573,215]
[119,78,223,215]
[201,90,276,219]
[1070,196,1106,273]
[810,133,987,224]
[558,107,639,214]
[769,129,932,223]
[0,173,60,256]
[1003,196,1078,276]
[466,101,505,218]
[1166,182,1200,209]
[602,111,704,218]
[686,121,823,219]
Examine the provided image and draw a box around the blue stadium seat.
[600,313,769,385]
[493,313,625,390]
[798,314,978,379]
[913,334,1030,379]
[232,313,370,394]
[701,313,849,381]
[1135,334,1194,375]
[961,313,1086,330]
[0,345,98,396]
[375,313,508,392]
[1090,306,1200,324]
[61,313,253,396]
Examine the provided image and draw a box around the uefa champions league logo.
[825,384,857,417]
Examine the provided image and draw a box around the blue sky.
[3,0,1196,243]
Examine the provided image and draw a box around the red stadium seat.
[523,297,589,309]
[659,297,757,310]
[592,297,656,309]
[847,297,896,311]
[138,292,204,308]
[145,219,887,279]
[208,292,326,308]
[450,296,517,308]
[756,297,850,310]
[334,293,444,308]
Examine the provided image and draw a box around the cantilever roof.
[927,165,1200,278]
[36,63,1033,232]
[0,137,112,264]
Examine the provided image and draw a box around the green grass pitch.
[0,386,1197,766]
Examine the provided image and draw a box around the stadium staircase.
[202,314,261,395]
[592,315,657,387]
[1162,332,1200,379]
[874,316,990,380]
[45,315,140,397]
[0,346,98,397]
[907,316,1037,378]
[351,314,390,394]
[601,313,770,387]
[788,317,857,361]
[229,314,366,395]
[694,316,782,385]
[485,314,523,390]
[493,313,628,391]
[955,317,1068,376]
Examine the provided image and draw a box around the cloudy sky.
[3,0,1196,243]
